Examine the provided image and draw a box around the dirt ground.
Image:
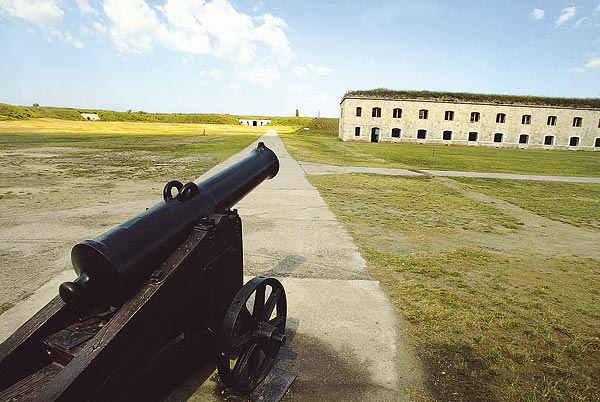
[0,145,193,311]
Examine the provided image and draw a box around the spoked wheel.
[217,276,287,394]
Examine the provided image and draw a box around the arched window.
[547,116,557,126]
[356,107,362,117]
[496,113,506,123]
[468,132,478,142]
[569,136,580,146]
[391,128,401,138]
[521,114,531,125]
[573,117,582,127]
[519,134,529,144]
[372,107,381,118]
[470,112,480,122]
[493,133,503,143]
[443,130,452,140]
[393,108,402,118]
[418,109,428,119]
[544,135,554,145]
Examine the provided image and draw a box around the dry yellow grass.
[0,118,298,136]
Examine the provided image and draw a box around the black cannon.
[0,142,294,401]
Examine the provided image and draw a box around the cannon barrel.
[60,142,279,308]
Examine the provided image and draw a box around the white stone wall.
[339,97,600,150]
[239,119,271,126]
[80,113,100,121]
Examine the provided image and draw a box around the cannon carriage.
[0,142,293,401]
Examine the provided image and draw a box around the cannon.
[0,142,294,401]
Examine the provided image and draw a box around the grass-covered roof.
[342,89,600,109]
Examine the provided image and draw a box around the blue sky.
[1,0,599,117]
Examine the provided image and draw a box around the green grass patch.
[309,173,600,401]
[280,129,600,177]
[457,179,600,230]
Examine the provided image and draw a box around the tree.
[295,109,299,117]
[32,103,39,107]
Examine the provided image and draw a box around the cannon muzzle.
[60,142,278,308]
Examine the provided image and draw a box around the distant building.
[239,119,271,127]
[339,90,600,150]
[80,112,100,121]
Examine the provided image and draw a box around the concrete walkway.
[300,162,600,183]
[177,130,426,401]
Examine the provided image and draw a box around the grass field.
[309,173,600,402]
[456,178,600,230]
[280,128,600,177]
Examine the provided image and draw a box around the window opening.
[493,133,503,143]
[417,129,427,139]
[443,130,452,140]
[419,109,428,119]
[547,116,557,126]
[519,134,529,144]
[393,108,402,118]
[444,111,454,121]
[470,112,480,122]
[391,128,401,138]
[356,107,362,117]
[496,113,506,123]
[468,132,478,142]
[355,127,361,137]
[544,135,554,145]
[521,114,531,125]
[569,136,579,146]
[372,107,381,118]
[573,117,582,127]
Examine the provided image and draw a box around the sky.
[1,0,599,117]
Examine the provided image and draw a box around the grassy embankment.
[281,119,600,177]
[0,102,314,126]
[282,120,600,401]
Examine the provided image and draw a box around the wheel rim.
[217,276,287,394]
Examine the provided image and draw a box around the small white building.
[339,90,600,151]
[80,112,100,121]
[239,119,271,127]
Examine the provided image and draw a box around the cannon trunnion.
[0,143,294,401]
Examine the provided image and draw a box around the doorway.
[371,127,380,142]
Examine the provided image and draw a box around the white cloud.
[584,57,600,68]
[200,68,224,80]
[76,0,99,15]
[0,0,63,26]
[254,13,292,64]
[307,64,334,76]
[570,67,585,74]
[574,17,589,28]
[292,66,307,77]
[48,28,84,48]
[531,8,545,20]
[235,65,280,88]
[596,4,600,13]
[101,0,293,66]
[0,0,84,48]
[555,6,577,27]
[293,63,334,78]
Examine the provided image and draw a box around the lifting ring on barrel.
[177,182,199,202]
[217,276,287,394]
[163,180,183,201]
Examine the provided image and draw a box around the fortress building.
[339,90,600,150]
